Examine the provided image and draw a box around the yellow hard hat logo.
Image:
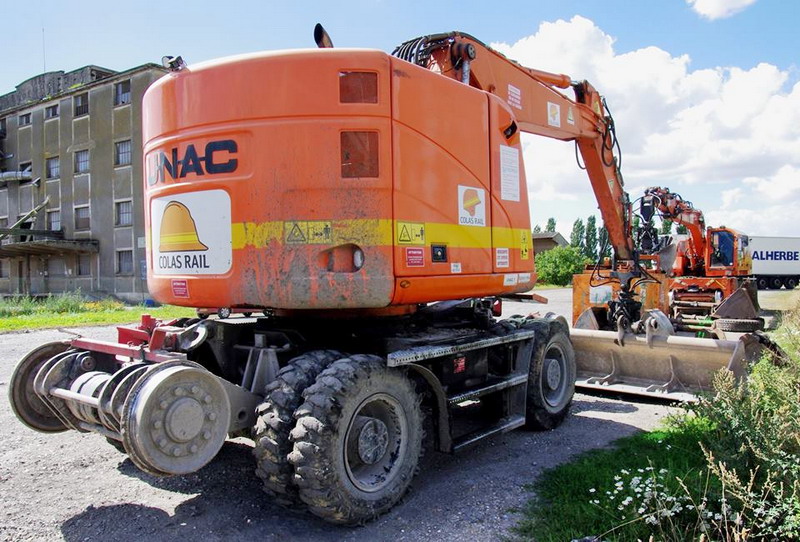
[159,201,208,252]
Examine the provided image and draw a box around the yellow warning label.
[520,230,531,260]
[397,222,425,245]
[284,221,333,244]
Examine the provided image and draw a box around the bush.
[535,245,589,286]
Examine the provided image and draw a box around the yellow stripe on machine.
[230,219,531,251]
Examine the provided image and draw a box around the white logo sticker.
[547,102,561,128]
[451,262,462,274]
[458,185,486,227]
[151,189,232,275]
[518,272,532,284]
[503,274,518,286]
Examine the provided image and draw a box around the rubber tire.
[252,350,343,506]
[242,312,253,318]
[769,277,783,290]
[716,318,764,332]
[524,324,576,430]
[785,277,798,290]
[756,276,769,290]
[289,355,423,525]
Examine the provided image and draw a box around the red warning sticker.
[405,247,424,267]
[171,279,190,298]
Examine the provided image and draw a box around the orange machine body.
[143,49,535,310]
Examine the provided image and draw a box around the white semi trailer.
[749,236,800,289]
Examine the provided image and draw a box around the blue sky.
[5,0,797,94]
[5,0,799,237]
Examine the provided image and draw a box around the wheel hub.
[545,358,562,390]
[356,417,389,464]
[165,396,205,442]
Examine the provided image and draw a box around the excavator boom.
[394,32,634,262]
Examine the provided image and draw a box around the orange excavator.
[636,187,759,328]
[8,25,765,524]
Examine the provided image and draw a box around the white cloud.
[491,16,799,238]
[686,0,758,20]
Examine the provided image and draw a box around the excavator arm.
[392,31,634,262]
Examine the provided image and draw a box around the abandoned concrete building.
[0,63,167,302]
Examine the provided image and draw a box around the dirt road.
[1,290,674,541]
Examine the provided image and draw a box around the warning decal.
[520,230,531,260]
[496,248,510,268]
[499,146,520,202]
[503,274,518,286]
[518,272,532,284]
[567,107,576,125]
[547,102,561,128]
[151,189,232,276]
[507,84,522,110]
[284,221,333,244]
[397,222,425,245]
[458,185,486,227]
[171,279,189,298]
[405,247,424,267]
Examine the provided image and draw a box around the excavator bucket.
[571,328,765,401]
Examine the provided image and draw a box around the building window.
[117,250,134,275]
[74,150,89,174]
[0,259,7,278]
[0,118,6,133]
[74,93,89,117]
[115,200,132,226]
[46,156,60,179]
[74,206,90,230]
[115,140,132,166]
[47,210,61,231]
[77,254,92,276]
[19,161,32,174]
[19,113,31,126]
[114,80,131,106]
[0,217,7,246]
[45,104,59,119]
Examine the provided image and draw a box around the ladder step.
[452,415,526,452]
[448,374,527,405]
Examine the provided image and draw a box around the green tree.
[598,225,611,259]
[632,215,641,241]
[584,215,598,260]
[535,246,589,286]
[677,224,687,234]
[533,224,542,233]
[660,218,673,235]
[570,218,585,250]
[545,217,557,232]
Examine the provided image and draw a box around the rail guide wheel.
[121,361,231,476]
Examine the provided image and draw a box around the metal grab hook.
[177,322,209,352]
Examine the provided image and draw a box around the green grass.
[514,418,713,541]
[0,294,195,332]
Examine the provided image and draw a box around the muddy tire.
[525,326,575,430]
[252,350,343,506]
[289,355,423,525]
[716,318,764,332]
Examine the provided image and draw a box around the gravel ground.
[0,289,677,542]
